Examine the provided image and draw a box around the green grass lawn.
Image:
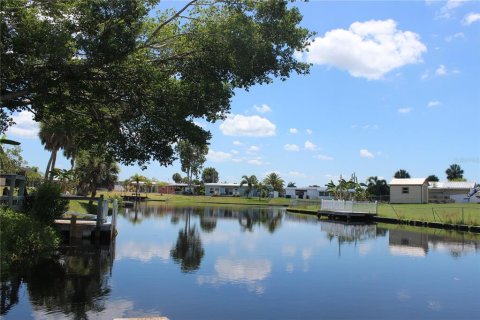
[96,191,291,206]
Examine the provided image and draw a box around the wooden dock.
[54,196,119,242]
[318,210,377,221]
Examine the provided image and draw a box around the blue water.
[2,204,479,319]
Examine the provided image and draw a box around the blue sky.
[6,0,480,186]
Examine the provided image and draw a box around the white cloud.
[207,149,233,162]
[306,129,313,135]
[247,145,260,154]
[428,101,441,107]
[253,104,272,114]
[288,171,307,178]
[289,128,298,134]
[304,140,317,151]
[438,0,469,19]
[116,241,171,262]
[233,140,242,146]
[360,149,375,158]
[436,64,447,76]
[398,107,412,114]
[302,19,427,80]
[6,111,39,138]
[445,32,465,42]
[231,149,239,154]
[220,114,276,137]
[463,12,480,25]
[247,159,263,166]
[314,154,334,161]
[284,144,300,152]
[421,70,430,80]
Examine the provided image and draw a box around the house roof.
[204,183,242,187]
[389,178,427,186]
[429,181,475,189]
[285,186,328,191]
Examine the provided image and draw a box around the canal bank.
[286,207,480,233]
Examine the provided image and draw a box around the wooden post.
[96,195,104,239]
[70,215,77,241]
[111,199,118,240]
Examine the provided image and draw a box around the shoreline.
[286,208,480,233]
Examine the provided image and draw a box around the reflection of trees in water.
[170,212,205,273]
[237,208,283,233]
[1,279,20,315]
[1,242,114,319]
[200,215,217,233]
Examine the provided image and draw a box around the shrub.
[26,181,69,224]
[0,207,60,277]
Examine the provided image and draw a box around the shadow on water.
[1,240,114,319]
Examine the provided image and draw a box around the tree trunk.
[48,149,58,181]
[44,153,53,180]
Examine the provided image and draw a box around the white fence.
[320,199,377,214]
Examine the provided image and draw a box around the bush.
[26,181,69,224]
[0,207,60,278]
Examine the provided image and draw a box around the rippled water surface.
[2,204,480,319]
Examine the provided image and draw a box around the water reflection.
[170,211,205,273]
[388,227,480,258]
[1,241,114,319]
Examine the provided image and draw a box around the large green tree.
[394,169,410,179]
[366,176,389,200]
[240,174,258,197]
[1,0,312,167]
[446,164,464,181]
[201,167,219,183]
[75,147,119,197]
[175,140,208,191]
[263,172,284,193]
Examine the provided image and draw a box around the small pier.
[318,199,378,221]
[122,194,148,202]
[54,196,119,242]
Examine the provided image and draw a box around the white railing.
[320,199,377,214]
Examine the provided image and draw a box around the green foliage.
[176,140,208,189]
[263,172,285,193]
[75,148,119,197]
[201,167,219,183]
[426,175,439,182]
[287,182,296,187]
[0,207,60,278]
[172,173,183,183]
[446,164,464,181]
[2,0,312,166]
[366,176,389,199]
[240,174,258,197]
[26,181,69,224]
[394,169,411,179]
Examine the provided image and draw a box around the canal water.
[2,204,479,319]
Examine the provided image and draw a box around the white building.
[285,186,332,200]
[389,178,429,204]
[429,181,479,203]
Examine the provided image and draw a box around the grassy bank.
[287,203,480,226]
[96,191,291,206]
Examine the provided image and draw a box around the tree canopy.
[394,169,410,179]
[201,167,219,183]
[446,164,464,181]
[263,172,284,193]
[175,140,208,189]
[426,175,439,182]
[1,0,312,167]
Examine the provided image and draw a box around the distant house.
[389,178,429,204]
[429,181,478,203]
[204,183,247,196]
[157,183,198,194]
[285,186,333,200]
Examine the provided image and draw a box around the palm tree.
[263,172,285,193]
[394,169,410,179]
[39,122,71,180]
[366,176,389,200]
[240,174,258,198]
[446,164,464,181]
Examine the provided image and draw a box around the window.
[402,187,409,194]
